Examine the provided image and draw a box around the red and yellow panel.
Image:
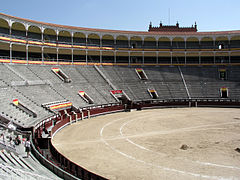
[49,102,72,110]
[111,90,123,95]
[221,87,228,91]
[51,67,60,73]
[135,68,143,72]
[13,99,19,106]
[79,91,85,96]
[219,69,226,72]
[148,89,156,93]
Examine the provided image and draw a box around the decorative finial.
[160,21,162,27]
[149,21,152,28]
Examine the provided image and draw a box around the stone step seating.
[148,82,172,99]
[0,64,24,83]
[60,66,88,83]
[80,83,109,105]
[0,146,61,180]
[27,65,62,83]
[91,83,117,103]
[181,66,219,82]
[227,66,240,81]
[0,127,61,179]
[143,67,165,82]
[124,83,151,100]
[53,83,89,107]
[115,67,140,82]
[16,85,64,105]
[0,80,53,127]
[75,66,106,83]
[100,66,122,82]
[10,65,41,81]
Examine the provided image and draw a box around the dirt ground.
[52,107,240,180]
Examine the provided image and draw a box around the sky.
[0,0,240,32]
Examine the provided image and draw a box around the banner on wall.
[78,91,94,104]
[148,89,158,99]
[221,87,227,91]
[135,68,148,80]
[13,99,19,106]
[220,87,228,98]
[135,68,143,72]
[79,91,85,96]
[51,67,60,73]
[49,102,72,110]
[111,90,123,95]
[149,89,155,93]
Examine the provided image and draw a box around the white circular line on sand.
[119,118,166,156]
[100,117,238,180]
[120,118,240,171]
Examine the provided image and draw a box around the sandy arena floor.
[52,108,240,180]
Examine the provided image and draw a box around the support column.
[100,50,102,64]
[86,50,88,64]
[199,52,201,65]
[214,52,216,64]
[71,33,74,65]
[156,52,159,65]
[170,52,173,64]
[114,38,116,49]
[10,43,12,63]
[26,45,28,64]
[80,110,83,120]
[213,40,216,64]
[114,50,116,64]
[88,110,90,119]
[41,28,44,42]
[41,47,44,64]
[56,31,59,64]
[56,31,59,44]
[9,24,12,37]
[71,33,73,46]
[71,48,74,64]
[9,23,12,63]
[142,51,144,65]
[26,28,28,40]
[229,52,231,64]
[185,52,187,64]
[100,37,102,47]
[57,48,59,64]
[128,51,130,65]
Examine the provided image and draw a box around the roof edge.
[1,13,240,36]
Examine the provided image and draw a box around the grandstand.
[0,13,240,179]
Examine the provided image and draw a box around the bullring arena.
[52,107,240,180]
[1,11,240,180]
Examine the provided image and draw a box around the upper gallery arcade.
[0,13,240,65]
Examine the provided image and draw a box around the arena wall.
[32,99,240,179]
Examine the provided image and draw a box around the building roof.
[1,13,240,36]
